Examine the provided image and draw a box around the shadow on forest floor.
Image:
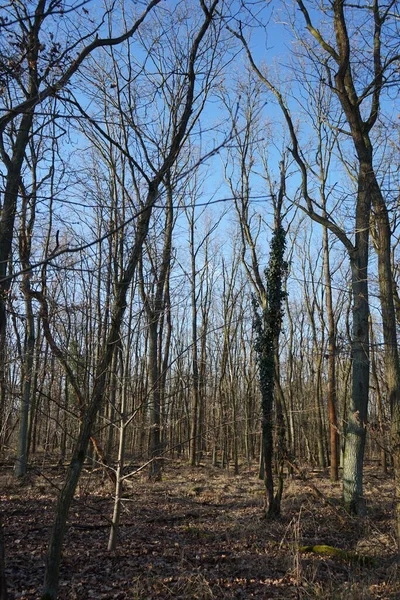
[1,461,399,599]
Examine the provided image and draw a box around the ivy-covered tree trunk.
[253,224,287,518]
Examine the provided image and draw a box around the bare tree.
[0,0,163,478]
[222,71,290,515]
[34,2,223,597]
[233,0,400,521]
[139,174,176,480]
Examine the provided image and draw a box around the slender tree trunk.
[285,297,296,459]
[0,109,34,465]
[0,108,35,391]
[42,199,155,600]
[323,226,339,481]
[314,353,327,468]
[15,162,38,475]
[255,224,287,518]
[148,319,162,480]
[139,176,174,479]
[371,181,400,548]
[41,2,221,593]
[370,317,387,472]
[0,0,43,436]
[274,373,286,507]
[189,242,200,466]
[108,347,127,551]
[15,293,35,476]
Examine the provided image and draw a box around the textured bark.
[343,174,370,515]
[371,177,400,548]
[393,406,400,550]
[334,189,369,515]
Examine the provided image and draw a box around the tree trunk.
[108,348,127,551]
[371,179,400,549]
[315,353,327,469]
[42,196,156,599]
[323,226,339,481]
[255,225,287,518]
[15,293,35,477]
[148,319,162,480]
[189,249,200,467]
[343,210,370,515]
[370,318,387,473]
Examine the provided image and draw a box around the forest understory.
[2,461,399,600]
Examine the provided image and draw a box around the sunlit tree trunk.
[370,317,387,474]
[235,0,394,516]
[344,201,370,515]
[371,185,400,546]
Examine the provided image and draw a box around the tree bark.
[343,170,370,515]
[371,178,400,548]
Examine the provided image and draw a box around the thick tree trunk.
[371,179,400,549]
[343,192,370,515]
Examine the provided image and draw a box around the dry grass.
[1,461,399,599]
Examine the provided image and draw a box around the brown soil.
[1,462,399,599]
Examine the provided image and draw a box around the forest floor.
[1,460,400,599]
